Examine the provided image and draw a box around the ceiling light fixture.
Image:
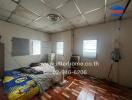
[47,14,62,22]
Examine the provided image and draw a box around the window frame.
[83,40,97,58]
[31,40,41,55]
[56,41,64,55]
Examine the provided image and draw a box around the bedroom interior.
[0,0,132,100]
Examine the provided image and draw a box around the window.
[56,42,64,55]
[31,40,41,55]
[83,40,97,58]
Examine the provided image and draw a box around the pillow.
[32,65,55,73]
[32,66,44,72]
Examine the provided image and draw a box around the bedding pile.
[27,63,61,91]
[3,63,61,100]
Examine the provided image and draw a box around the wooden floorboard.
[41,75,132,100]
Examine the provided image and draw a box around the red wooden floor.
[40,75,132,100]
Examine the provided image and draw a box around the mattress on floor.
[3,70,40,100]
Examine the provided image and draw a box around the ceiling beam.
[56,0,71,9]
[119,0,131,20]
[7,0,21,21]
[72,0,89,25]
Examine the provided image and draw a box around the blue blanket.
[3,70,40,100]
